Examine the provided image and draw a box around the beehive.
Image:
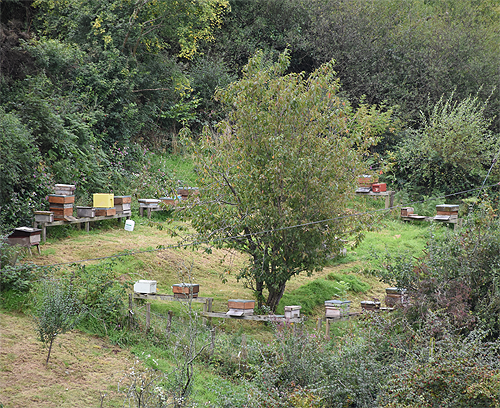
[227,299,255,316]
[172,283,200,298]
[325,300,351,318]
[134,280,157,294]
[93,193,114,208]
[284,305,301,319]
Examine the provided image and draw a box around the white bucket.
[124,219,135,231]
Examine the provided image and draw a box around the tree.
[388,93,499,198]
[189,50,393,310]
[33,278,86,366]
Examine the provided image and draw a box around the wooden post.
[325,318,330,339]
[167,310,173,333]
[241,333,248,360]
[209,328,215,359]
[128,293,133,327]
[85,221,90,232]
[146,303,151,331]
[203,298,213,325]
[317,317,322,333]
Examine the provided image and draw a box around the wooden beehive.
[138,199,161,207]
[54,184,76,195]
[401,207,414,217]
[436,204,459,220]
[7,227,42,246]
[76,206,95,218]
[34,211,54,223]
[93,193,114,208]
[48,194,75,204]
[177,187,199,200]
[227,299,255,316]
[385,288,407,307]
[360,301,381,312]
[325,300,351,318]
[172,283,200,298]
[114,203,131,213]
[160,197,180,206]
[95,207,116,216]
[371,183,387,193]
[51,207,74,220]
[284,305,301,319]
[114,196,132,205]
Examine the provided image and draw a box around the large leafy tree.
[189,51,393,310]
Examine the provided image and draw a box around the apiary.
[95,207,116,216]
[371,183,387,193]
[54,184,76,195]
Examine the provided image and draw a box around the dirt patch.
[0,312,133,408]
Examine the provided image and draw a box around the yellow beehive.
[93,193,114,208]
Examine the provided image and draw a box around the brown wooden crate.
[51,208,74,216]
[436,210,458,215]
[48,194,75,204]
[114,195,132,204]
[228,299,255,309]
[95,208,116,216]
[172,284,200,294]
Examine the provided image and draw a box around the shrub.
[0,236,40,300]
[32,277,86,365]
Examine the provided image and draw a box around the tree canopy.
[189,51,394,310]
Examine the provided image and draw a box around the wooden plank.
[34,213,131,242]
[199,311,304,323]
[133,293,212,304]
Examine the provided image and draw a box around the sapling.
[33,277,86,366]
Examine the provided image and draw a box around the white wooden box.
[284,305,301,319]
[134,280,157,294]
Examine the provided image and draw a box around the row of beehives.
[326,287,407,318]
[356,174,387,193]
[33,184,132,222]
[401,204,459,222]
[133,281,406,320]
[137,187,200,210]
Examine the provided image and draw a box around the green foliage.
[0,108,53,232]
[0,235,39,295]
[388,93,499,198]
[67,260,131,333]
[374,326,500,408]
[374,201,500,339]
[305,0,500,133]
[189,50,394,311]
[32,277,86,365]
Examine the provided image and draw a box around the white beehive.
[284,305,301,319]
[134,280,157,294]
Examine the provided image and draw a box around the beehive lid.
[325,300,351,306]
[385,287,406,295]
[436,204,459,212]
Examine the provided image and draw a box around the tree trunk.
[266,281,287,312]
[255,280,264,309]
[46,335,54,366]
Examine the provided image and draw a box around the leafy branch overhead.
[189,50,395,311]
